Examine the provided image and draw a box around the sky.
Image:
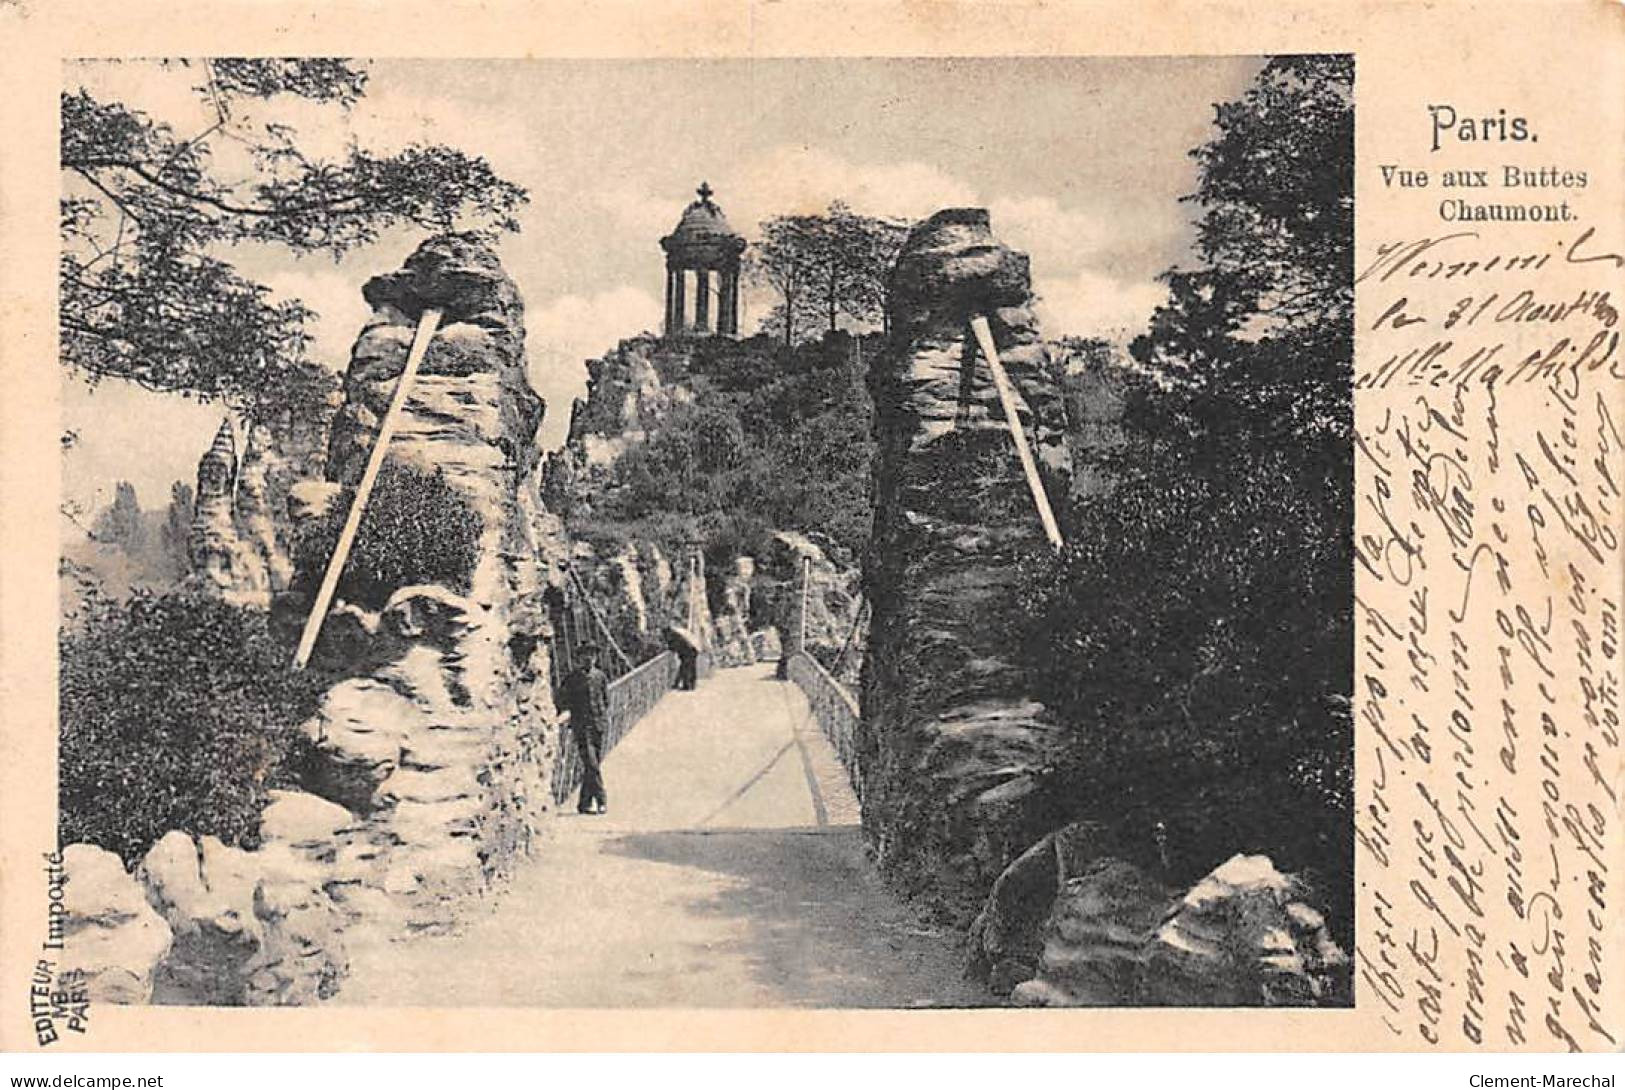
[62,55,1262,521]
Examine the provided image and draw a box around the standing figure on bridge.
[665,624,700,691]
[558,642,611,815]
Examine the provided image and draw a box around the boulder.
[57,844,172,1004]
[138,833,263,1005]
[1141,854,1352,1007]
[890,208,1032,331]
[360,233,524,327]
[260,790,357,848]
[300,678,423,812]
[138,833,347,1006]
[1010,858,1173,1007]
[967,831,1063,992]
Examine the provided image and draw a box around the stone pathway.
[339,664,984,1008]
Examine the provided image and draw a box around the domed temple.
[660,182,746,338]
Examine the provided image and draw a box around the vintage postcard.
[0,0,1620,1054]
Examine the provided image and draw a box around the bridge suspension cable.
[564,564,636,674]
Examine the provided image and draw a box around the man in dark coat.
[558,642,611,814]
[666,625,700,691]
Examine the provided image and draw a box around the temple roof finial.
[696,181,714,204]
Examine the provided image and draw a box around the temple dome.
[661,182,744,250]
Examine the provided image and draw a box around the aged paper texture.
[1,0,1620,1053]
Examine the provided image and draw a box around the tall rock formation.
[861,208,1070,921]
[236,423,297,592]
[187,420,271,609]
[183,403,328,608]
[287,233,568,937]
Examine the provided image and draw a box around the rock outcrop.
[188,420,272,608]
[236,423,297,591]
[977,837,1352,1008]
[293,237,563,930]
[57,844,173,1004]
[712,556,755,666]
[137,830,347,1006]
[183,399,330,608]
[543,334,696,487]
[861,208,1070,922]
[764,531,861,665]
[1139,854,1351,1006]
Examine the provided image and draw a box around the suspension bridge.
[339,653,982,1008]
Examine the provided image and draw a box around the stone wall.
[859,208,1071,923]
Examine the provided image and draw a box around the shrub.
[58,591,332,866]
[293,461,483,610]
[1018,436,1353,946]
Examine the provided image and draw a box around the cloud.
[257,261,374,371]
[525,285,664,451]
[1032,268,1168,342]
[990,196,1111,279]
[729,146,980,232]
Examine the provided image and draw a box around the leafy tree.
[158,480,195,580]
[571,332,876,561]
[1131,53,1353,448]
[91,480,148,556]
[60,58,528,422]
[748,213,825,348]
[748,203,910,347]
[1027,55,1354,944]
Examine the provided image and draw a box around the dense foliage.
[292,461,484,610]
[59,592,331,865]
[1022,55,1354,940]
[567,333,875,564]
[61,58,526,421]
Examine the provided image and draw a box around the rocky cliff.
[540,334,800,667]
[860,207,1071,923]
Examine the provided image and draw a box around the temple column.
[724,265,740,335]
[673,266,687,333]
[695,268,711,333]
[664,266,678,335]
[716,267,733,335]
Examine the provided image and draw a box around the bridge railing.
[787,649,862,801]
[552,650,679,805]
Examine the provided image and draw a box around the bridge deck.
[340,663,982,1008]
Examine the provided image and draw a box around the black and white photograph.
[52,54,1354,1011]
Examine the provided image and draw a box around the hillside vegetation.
[560,331,877,571]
